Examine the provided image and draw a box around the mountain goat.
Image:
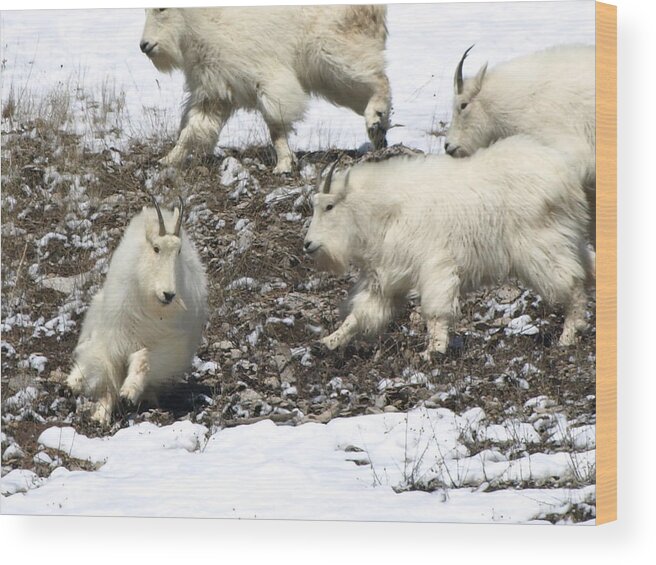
[304,136,592,359]
[445,45,595,245]
[140,6,392,174]
[67,196,208,425]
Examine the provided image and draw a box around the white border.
[1,0,654,563]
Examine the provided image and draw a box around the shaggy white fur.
[140,6,392,173]
[67,204,208,425]
[304,135,592,358]
[445,44,596,246]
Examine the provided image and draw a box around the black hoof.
[310,341,328,357]
[368,124,388,150]
[118,395,138,413]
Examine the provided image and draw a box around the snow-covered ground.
[1,2,597,523]
[2,407,595,522]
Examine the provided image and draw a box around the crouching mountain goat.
[140,6,392,174]
[67,196,208,425]
[445,45,596,246]
[304,136,592,359]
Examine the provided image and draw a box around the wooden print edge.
[595,0,617,525]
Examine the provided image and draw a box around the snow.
[2,410,595,522]
[506,314,540,336]
[0,469,44,495]
[2,443,26,462]
[0,2,597,524]
[0,3,594,154]
[4,386,40,410]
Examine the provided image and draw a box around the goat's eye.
[460,102,468,111]
[153,246,160,254]
[325,204,334,211]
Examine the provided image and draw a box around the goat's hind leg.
[517,236,589,347]
[364,73,391,150]
[119,348,150,406]
[559,283,589,346]
[268,123,297,175]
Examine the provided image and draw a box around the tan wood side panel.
[595,1,617,526]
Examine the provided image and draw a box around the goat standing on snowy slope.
[304,136,593,359]
[140,6,392,173]
[67,195,208,425]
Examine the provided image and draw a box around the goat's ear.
[472,63,488,96]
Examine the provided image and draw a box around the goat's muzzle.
[160,291,176,305]
[445,143,468,158]
[140,41,157,55]
[304,241,320,255]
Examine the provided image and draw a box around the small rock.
[240,389,262,403]
[40,272,91,295]
[280,364,296,384]
[49,368,67,384]
[2,443,25,461]
[263,376,280,389]
[282,386,298,398]
[496,284,523,304]
[272,354,288,372]
[34,451,53,465]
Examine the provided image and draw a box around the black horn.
[315,162,331,193]
[146,190,167,236]
[454,44,475,95]
[320,160,340,195]
[174,196,185,237]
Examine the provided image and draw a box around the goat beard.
[149,52,180,73]
[313,247,349,276]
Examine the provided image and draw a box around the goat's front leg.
[418,261,460,361]
[119,348,150,405]
[161,102,226,166]
[91,391,116,427]
[420,317,451,361]
[321,314,359,350]
[320,282,396,351]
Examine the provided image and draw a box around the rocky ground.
[1,115,596,514]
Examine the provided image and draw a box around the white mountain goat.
[67,195,208,425]
[140,6,392,174]
[304,136,592,359]
[444,44,596,245]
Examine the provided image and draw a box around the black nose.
[163,292,176,303]
[444,142,454,155]
[304,241,312,250]
[140,40,152,54]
